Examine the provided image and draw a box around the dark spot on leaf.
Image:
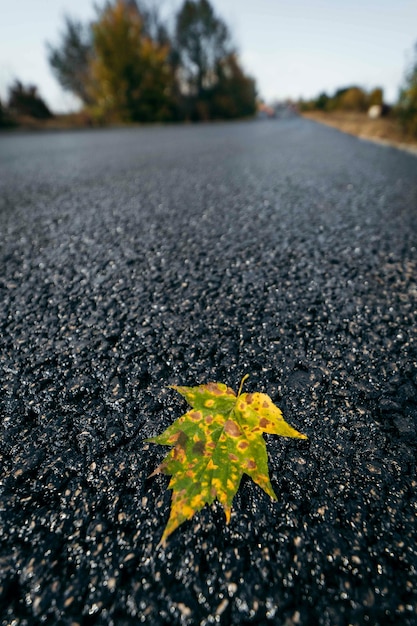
[263,401,269,408]
[205,415,214,424]
[259,418,270,428]
[177,431,188,448]
[229,453,239,461]
[190,411,201,421]
[246,393,254,404]
[238,441,249,450]
[246,459,257,469]
[192,441,205,455]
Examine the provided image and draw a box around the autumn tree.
[47,17,93,105]
[368,87,383,107]
[337,86,367,112]
[89,0,174,122]
[46,0,256,122]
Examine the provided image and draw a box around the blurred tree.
[136,0,170,45]
[314,92,330,111]
[46,0,254,123]
[0,96,17,127]
[301,86,385,115]
[88,0,174,122]
[338,86,367,112]
[47,17,93,105]
[175,0,255,120]
[397,43,417,137]
[175,0,231,100]
[211,53,256,119]
[297,98,315,112]
[368,87,383,107]
[8,81,53,119]
[0,99,5,126]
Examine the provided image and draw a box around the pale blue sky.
[0,0,416,112]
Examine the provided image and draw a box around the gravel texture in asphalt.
[1,119,417,625]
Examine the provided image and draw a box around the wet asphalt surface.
[0,118,417,625]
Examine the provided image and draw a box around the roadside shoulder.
[301,112,417,158]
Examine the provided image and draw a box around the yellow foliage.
[339,87,367,112]
[88,0,172,122]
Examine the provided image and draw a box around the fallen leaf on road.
[147,376,307,546]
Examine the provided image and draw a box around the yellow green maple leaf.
[147,376,307,546]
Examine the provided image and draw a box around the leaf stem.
[237,374,249,397]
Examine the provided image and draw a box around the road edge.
[302,115,417,158]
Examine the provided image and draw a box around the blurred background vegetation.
[396,43,417,137]
[44,0,256,125]
[0,0,256,127]
[0,0,417,139]
[298,43,417,141]
[299,86,384,114]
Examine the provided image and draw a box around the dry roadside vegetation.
[302,110,417,151]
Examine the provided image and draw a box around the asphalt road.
[1,119,417,626]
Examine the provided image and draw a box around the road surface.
[1,119,417,625]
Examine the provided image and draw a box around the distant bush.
[0,98,16,128]
[299,85,385,114]
[368,88,383,107]
[315,92,330,111]
[0,99,6,126]
[338,87,368,112]
[8,80,53,119]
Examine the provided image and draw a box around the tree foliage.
[368,88,383,108]
[89,0,173,122]
[0,99,14,128]
[47,16,93,105]
[338,86,368,112]
[148,379,307,546]
[0,99,6,127]
[174,0,256,120]
[210,53,257,119]
[397,43,417,137]
[175,0,231,98]
[314,92,330,111]
[46,0,256,123]
[135,0,170,46]
[300,85,385,114]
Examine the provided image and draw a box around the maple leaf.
[147,376,307,546]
